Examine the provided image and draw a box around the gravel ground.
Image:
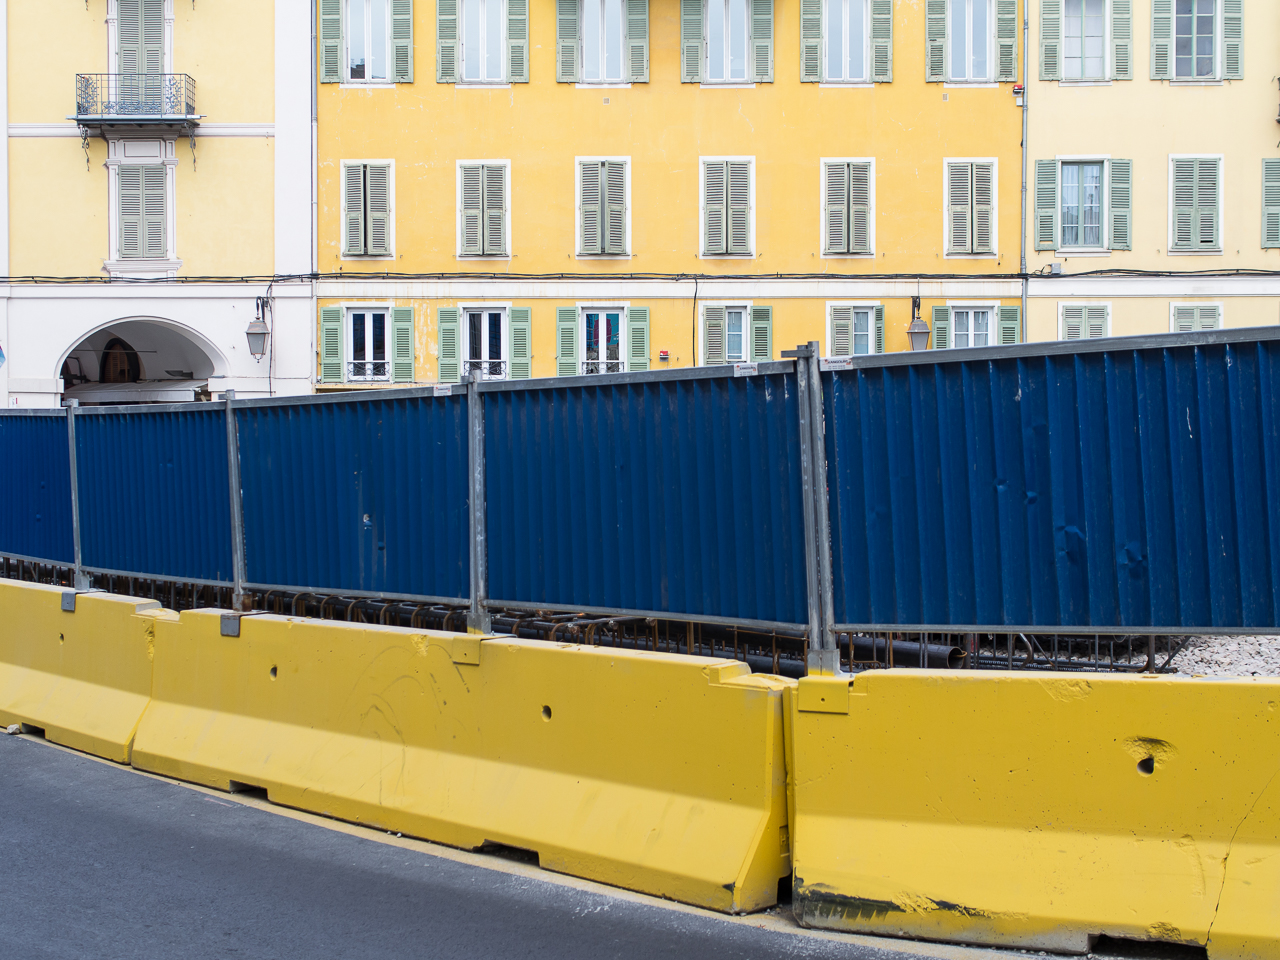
[1172,635,1280,677]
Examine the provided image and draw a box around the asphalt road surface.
[0,733,958,960]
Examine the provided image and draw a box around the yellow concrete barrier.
[789,671,1280,959]
[0,579,164,762]
[132,610,792,913]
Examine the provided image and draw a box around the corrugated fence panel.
[824,339,1280,631]
[237,395,470,601]
[0,412,74,565]
[75,408,233,582]
[485,373,809,625]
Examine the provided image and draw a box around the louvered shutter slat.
[628,307,650,371]
[1062,305,1085,340]
[873,305,885,354]
[142,164,166,259]
[1150,0,1172,79]
[995,0,1017,81]
[925,0,946,81]
[727,162,751,255]
[119,165,143,259]
[704,306,726,364]
[321,0,343,81]
[800,0,821,82]
[392,0,414,82]
[1040,0,1061,81]
[626,0,649,82]
[849,163,871,253]
[1173,305,1196,333]
[751,0,773,82]
[1222,0,1242,80]
[580,162,601,254]
[1198,306,1221,331]
[437,308,461,383]
[947,163,970,253]
[830,306,852,356]
[605,161,627,255]
[1262,160,1280,249]
[344,164,367,256]
[997,305,1021,345]
[119,0,142,74]
[972,163,994,253]
[931,305,950,349]
[1111,0,1132,80]
[483,165,507,255]
[1196,159,1219,249]
[391,307,415,382]
[508,0,529,82]
[509,307,532,378]
[1109,160,1132,251]
[1172,159,1195,250]
[1034,159,1057,250]
[437,0,459,81]
[1086,305,1107,338]
[366,164,392,256]
[749,306,772,361]
[320,306,345,382]
[681,0,702,82]
[824,162,848,254]
[556,306,578,376]
[704,162,726,255]
[870,0,892,82]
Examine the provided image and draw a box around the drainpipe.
[1019,0,1030,342]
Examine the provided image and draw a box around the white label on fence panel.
[733,363,759,377]
[434,384,454,397]
[820,358,854,372]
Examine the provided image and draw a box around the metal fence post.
[786,345,825,669]
[224,390,248,610]
[64,399,89,591]
[806,341,838,671]
[466,377,491,633]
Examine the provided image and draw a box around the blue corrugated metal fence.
[0,411,74,565]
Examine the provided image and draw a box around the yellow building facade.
[1025,0,1279,342]
[315,0,1027,386]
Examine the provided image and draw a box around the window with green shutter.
[997,305,1021,344]
[508,307,532,379]
[1060,303,1109,339]
[823,161,873,255]
[946,161,994,255]
[1172,304,1220,332]
[438,308,461,382]
[320,307,345,382]
[1111,0,1132,79]
[1171,157,1220,252]
[118,0,164,75]
[938,0,1015,81]
[1263,160,1280,249]
[556,307,578,376]
[461,306,511,379]
[930,305,951,349]
[563,0,648,82]
[689,0,772,83]
[343,163,393,257]
[627,307,650,370]
[448,0,522,81]
[459,163,507,256]
[579,160,628,256]
[828,304,878,356]
[1034,159,1058,250]
[703,160,752,256]
[118,164,166,260]
[749,306,772,361]
[391,307,415,382]
[339,0,414,82]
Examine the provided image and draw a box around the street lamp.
[246,295,271,360]
[906,295,931,351]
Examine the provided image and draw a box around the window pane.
[848,0,866,79]
[853,309,869,355]
[349,0,367,78]
[583,0,602,80]
[973,310,989,347]
[970,0,987,80]
[462,0,481,79]
[949,0,966,78]
[1061,163,1080,247]
[954,310,969,348]
[606,313,621,361]
[707,0,726,80]
[729,0,747,80]
[727,310,744,360]
[372,312,386,360]
[825,0,843,79]
[352,312,367,361]
[604,0,623,80]
[370,0,388,79]
[1081,162,1102,247]
[468,312,482,360]
[488,313,503,359]
[585,313,600,360]
[485,0,503,80]
[1083,0,1104,78]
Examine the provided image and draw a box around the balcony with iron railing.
[581,360,626,375]
[464,359,508,380]
[73,74,201,129]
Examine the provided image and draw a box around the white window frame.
[1057,154,1110,254]
[947,0,995,82]
[104,137,181,278]
[343,0,394,84]
[825,301,881,358]
[1168,301,1224,333]
[1059,0,1111,83]
[698,301,754,366]
[340,159,397,260]
[459,302,513,380]
[1167,153,1224,256]
[699,155,756,259]
[459,0,509,84]
[575,156,632,260]
[944,301,999,349]
[1172,0,1223,83]
[107,0,175,74]
[1057,301,1112,340]
[702,0,754,85]
[455,159,512,259]
[344,302,394,382]
[579,0,629,84]
[823,0,871,83]
[576,302,631,374]
[942,157,999,258]
[819,157,876,258]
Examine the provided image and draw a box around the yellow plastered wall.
[318,0,1024,276]
[1028,296,1280,342]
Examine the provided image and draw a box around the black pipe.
[846,636,966,670]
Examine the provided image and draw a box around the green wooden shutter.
[1198,305,1221,330]
[972,162,994,254]
[830,307,852,356]
[556,306,578,376]
[1086,305,1107,338]
[947,163,971,254]
[1196,158,1220,250]
[366,164,392,256]
[1222,0,1242,79]
[483,164,507,255]
[704,306,727,364]
[321,0,344,81]
[580,162,601,255]
[1034,159,1058,250]
[997,305,1021,345]
[143,0,163,72]
[344,164,367,256]
[627,307,650,371]
[508,0,529,82]
[800,0,821,81]
[119,166,143,258]
[605,161,627,255]
[824,163,848,254]
[626,0,649,82]
[1173,305,1196,332]
[751,0,773,82]
[849,163,871,254]
[1109,159,1132,251]
[392,0,415,81]
[557,0,579,81]
[437,307,461,382]
[996,0,1017,81]
[749,306,772,361]
[391,307,415,382]
[1061,305,1084,339]
[704,161,726,255]
[870,0,892,81]
[931,305,950,349]
[873,305,885,354]
[1040,0,1061,81]
[1171,158,1195,250]
[119,0,142,73]
[437,0,459,81]
[1262,159,1280,249]
[320,307,344,382]
[681,0,702,82]
[460,164,482,255]
[1111,0,1132,79]
[142,164,166,259]
[925,0,946,81]
[1150,0,1172,79]
[508,307,532,378]
[727,162,751,255]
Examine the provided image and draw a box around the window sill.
[1168,79,1224,86]
[1167,248,1224,256]
[943,253,999,260]
[699,83,757,89]
[340,254,397,261]
[339,82,397,89]
[454,83,512,89]
[1058,79,1112,86]
[576,254,633,260]
[104,258,182,278]
[821,252,877,259]
[943,81,998,88]
[575,82,632,89]
[698,254,757,260]
[818,81,874,88]
[456,254,513,261]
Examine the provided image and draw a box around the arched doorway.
[59,318,223,404]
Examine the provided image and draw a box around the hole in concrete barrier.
[228,781,270,800]
[269,666,278,680]
[1137,756,1155,776]
[776,874,793,905]
[58,634,64,644]
[541,705,552,721]
[477,841,540,867]
[19,724,46,738]
[1091,935,1207,960]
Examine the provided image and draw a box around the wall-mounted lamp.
[246,296,272,361]
[906,295,931,351]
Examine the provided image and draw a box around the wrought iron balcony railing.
[581,359,626,375]
[74,74,199,125]
[348,361,389,381]
[464,359,508,380]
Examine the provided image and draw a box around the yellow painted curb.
[131,609,794,913]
